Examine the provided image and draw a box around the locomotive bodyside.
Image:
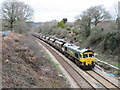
[63,43,95,69]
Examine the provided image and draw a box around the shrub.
[66,26,71,30]
[106,32,116,39]
[85,29,91,38]
[70,39,73,43]
[104,31,120,54]
[74,29,80,35]
[14,20,30,34]
[57,20,65,29]
[55,28,68,39]
[60,30,68,38]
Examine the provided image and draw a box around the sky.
[0,0,120,22]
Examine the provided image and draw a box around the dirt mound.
[2,33,70,88]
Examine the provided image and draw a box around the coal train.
[32,33,95,69]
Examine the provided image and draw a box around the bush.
[14,20,30,34]
[85,29,91,38]
[57,20,65,29]
[49,29,57,35]
[60,30,68,38]
[106,32,116,39]
[70,39,73,43]
[104,31,120,54]
[74,29,80,35]
[56,28,68,39]
[66,26,71,30]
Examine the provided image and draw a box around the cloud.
[1,0,120,22]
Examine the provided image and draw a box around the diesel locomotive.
[32,33,95,69]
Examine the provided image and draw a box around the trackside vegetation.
[47,56,63,74]
[34,5,119,69]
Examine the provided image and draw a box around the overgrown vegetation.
[34,5,119,68]
[34,20,119,55]
[47,56,63,74]
[2,33,70,88]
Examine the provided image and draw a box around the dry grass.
[2,33,70,88]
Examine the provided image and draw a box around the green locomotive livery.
[63,43,95,69]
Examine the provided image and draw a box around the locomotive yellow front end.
[80,50,95,69]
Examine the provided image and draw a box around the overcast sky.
[1,0,120,22]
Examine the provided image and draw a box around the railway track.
[36,37,119,89]
[86,70,118,88]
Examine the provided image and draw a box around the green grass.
[96,53,119,68]
[77,35,84,40]
[113,71,119,75]
[47,55,51,60]
[47,56,69,81]
[47,56,63,74]
[111,63,119,68]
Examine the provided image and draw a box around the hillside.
[34,20,120,76]
[2,33,70,88]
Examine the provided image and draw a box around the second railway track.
[36,37,119,89]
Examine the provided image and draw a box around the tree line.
[75,5,111,37]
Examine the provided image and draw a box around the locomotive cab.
[80,49,95,69]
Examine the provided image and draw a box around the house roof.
[96,21,110,26]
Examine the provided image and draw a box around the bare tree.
[77,5,111,26]
[2,0,34,31]
[118,1,120,29]
[78,11,92,37]
[113,4,118,19]
[87,5,111,26]
[112,2,120,30]
[75,5,111,37]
